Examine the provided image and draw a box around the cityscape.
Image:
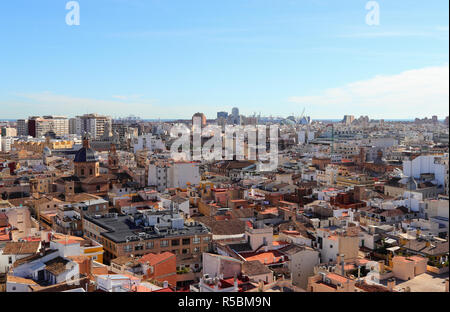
[0,110,448,293]
[0,0,448,300]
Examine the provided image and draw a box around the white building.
[403,155,447,193]
[148,161,200,192]
[1,136,15,152]
[72,114,112,139]
[315,229,359,263]
[298,131,315,145]
[133,134,165,153]
[286,245,320,290]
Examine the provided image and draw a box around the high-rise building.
[217,111,228,119]
[27,116,69,138]
[192,112,207,131]
[342,115,355,125]
[229,107,241,125]
[74,114,112,139]
[69,118,78,135]
[1,127,17,137]
[17,119,28,136]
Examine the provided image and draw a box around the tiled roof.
[194,216,245,235]
[44,257,70,276]
[403,240,449,256]
[138,252,175,266]
[240,250,284,265]
[242,260,272,276]
[7,275,39,286]
[2,241,40,255]
[327,273,350,284]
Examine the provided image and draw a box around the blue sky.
[0,0,448,119]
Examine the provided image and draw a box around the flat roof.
[84,214,210,244]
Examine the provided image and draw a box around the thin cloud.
[288,64,449,118]
[11,92,158,117]
[337,31,441,38]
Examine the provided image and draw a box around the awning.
[384,238,397,245]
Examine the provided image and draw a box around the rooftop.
[84,213,209,244]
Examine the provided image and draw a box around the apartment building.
[16,119,28,136]
[27,116,69,138]
[148,161,200,192]
[71,114,112,139]
[83,211,212,263]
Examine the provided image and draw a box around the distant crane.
[298,107,306,123]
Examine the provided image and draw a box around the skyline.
[0,0,449,119]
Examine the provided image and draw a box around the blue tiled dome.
[74,147,98,162]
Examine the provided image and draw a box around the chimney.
[340,254,345,276]
[387,278,396,292]
[378,260,385,274]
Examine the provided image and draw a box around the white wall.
[290,249,320,290]
[403,155,446,187]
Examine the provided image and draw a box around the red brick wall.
[147,254,177,287]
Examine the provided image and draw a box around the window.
[330,245,333,248]
[123,245,132,252]
[182,249,189,254]
[135,244,144,251]
[146,241,154,249]
[193,237,200,244]
[8,256,12,264]
[194,247,200,253]
[171,239,180,246]
[182,238,190,245]
[160,240,169,247]
[203,237,211,243]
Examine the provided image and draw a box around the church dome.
[74,147,98,163]
[43,146,52,157]
[75,133,99,163]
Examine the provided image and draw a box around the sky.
[0,0,448,120]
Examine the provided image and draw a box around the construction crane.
[298,108,306,123]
